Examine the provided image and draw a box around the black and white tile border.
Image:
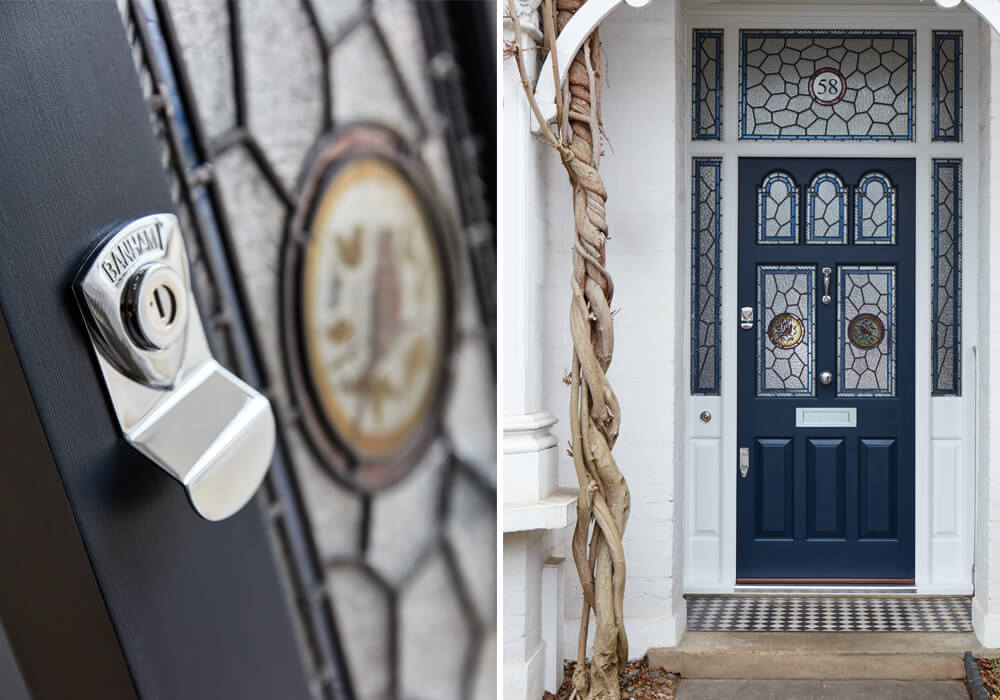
[686,596,972,633]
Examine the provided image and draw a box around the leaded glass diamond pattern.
[693,29,723,140]
[933,160,961,395]
[758,266,814,396]
[838,266,895,396]
[855,171,896,244]
[740,31,915,141]
[758,171,798,244]
[692,158,722,394]
[807,171,846,244]
[933,31,962,142]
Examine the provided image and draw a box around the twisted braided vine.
[506,1,629,697]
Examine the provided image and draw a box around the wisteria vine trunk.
[505,1,630,697]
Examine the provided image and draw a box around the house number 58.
[808,67,847,106]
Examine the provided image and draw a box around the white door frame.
[682,5,982,594]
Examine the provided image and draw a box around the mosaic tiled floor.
[686,596,972,633]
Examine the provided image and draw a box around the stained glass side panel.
[854,171,896,244]
[758,171,798,244]
[740,30,916,141]
[693,29,723,140]
[838,266,895,397]
[758,265,815,396]
[933,159,962,395]
[806,171,846,244]
[691,158,722,394]
[933,31,962,142]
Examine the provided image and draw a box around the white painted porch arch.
[531,0,1000,128]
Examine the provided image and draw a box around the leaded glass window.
[119,2,496,698]
[758,265,815,396]
[758,171,798,244]
[740,30,916,141]
[854,171,896,244]
[933,31,962,142]
[838,266,896,396]
[933,159,962,395]
[691,158,722,394]
[806,171,846,244]
[693,29,723,140]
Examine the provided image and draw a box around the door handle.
[74,214,275,521]
[739,447,749,478]
[821,266,832,304]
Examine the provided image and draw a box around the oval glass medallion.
[848,313,885,349]
[302,156,447,462]
[282,127,454,489]
[767,313,804,349]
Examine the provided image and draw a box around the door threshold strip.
[730,585,918,595]
[686,595,971,632]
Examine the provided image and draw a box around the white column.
[974,23,1000,647]
[502,3,577,697]
[502,0,560,504]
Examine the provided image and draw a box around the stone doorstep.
[647,631,991,681]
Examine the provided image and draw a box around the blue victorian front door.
[736,157,915,583]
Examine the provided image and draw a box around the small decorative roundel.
[767,313,804,349]
[848,313,885,349]
[281,126,453,490]
[808,67,847,106]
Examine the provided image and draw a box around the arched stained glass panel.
[806,172,846,244]
[757,171,798,244]
[855,172,896,245]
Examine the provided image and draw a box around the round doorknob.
[819,371,833,386]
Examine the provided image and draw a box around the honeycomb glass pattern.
[758,171,798,244]
[933,159,962,395]
[855,171,896,244]
[740,30,916,141]
[807,171,846,244]
[693,29,723,140]
[758,266,815,396]
[933,31,962,142]
[838,266,895,397]
[122,1,497,698]
[691,158,722,394]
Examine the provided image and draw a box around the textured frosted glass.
[741,30,915,141]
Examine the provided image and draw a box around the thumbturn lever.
[74,214,275,521]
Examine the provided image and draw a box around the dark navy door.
[736,158,915,583]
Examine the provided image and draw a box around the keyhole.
[150,284,177,328]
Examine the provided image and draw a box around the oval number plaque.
[808,67,846,106]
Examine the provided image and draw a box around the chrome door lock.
[75,213,275,521]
